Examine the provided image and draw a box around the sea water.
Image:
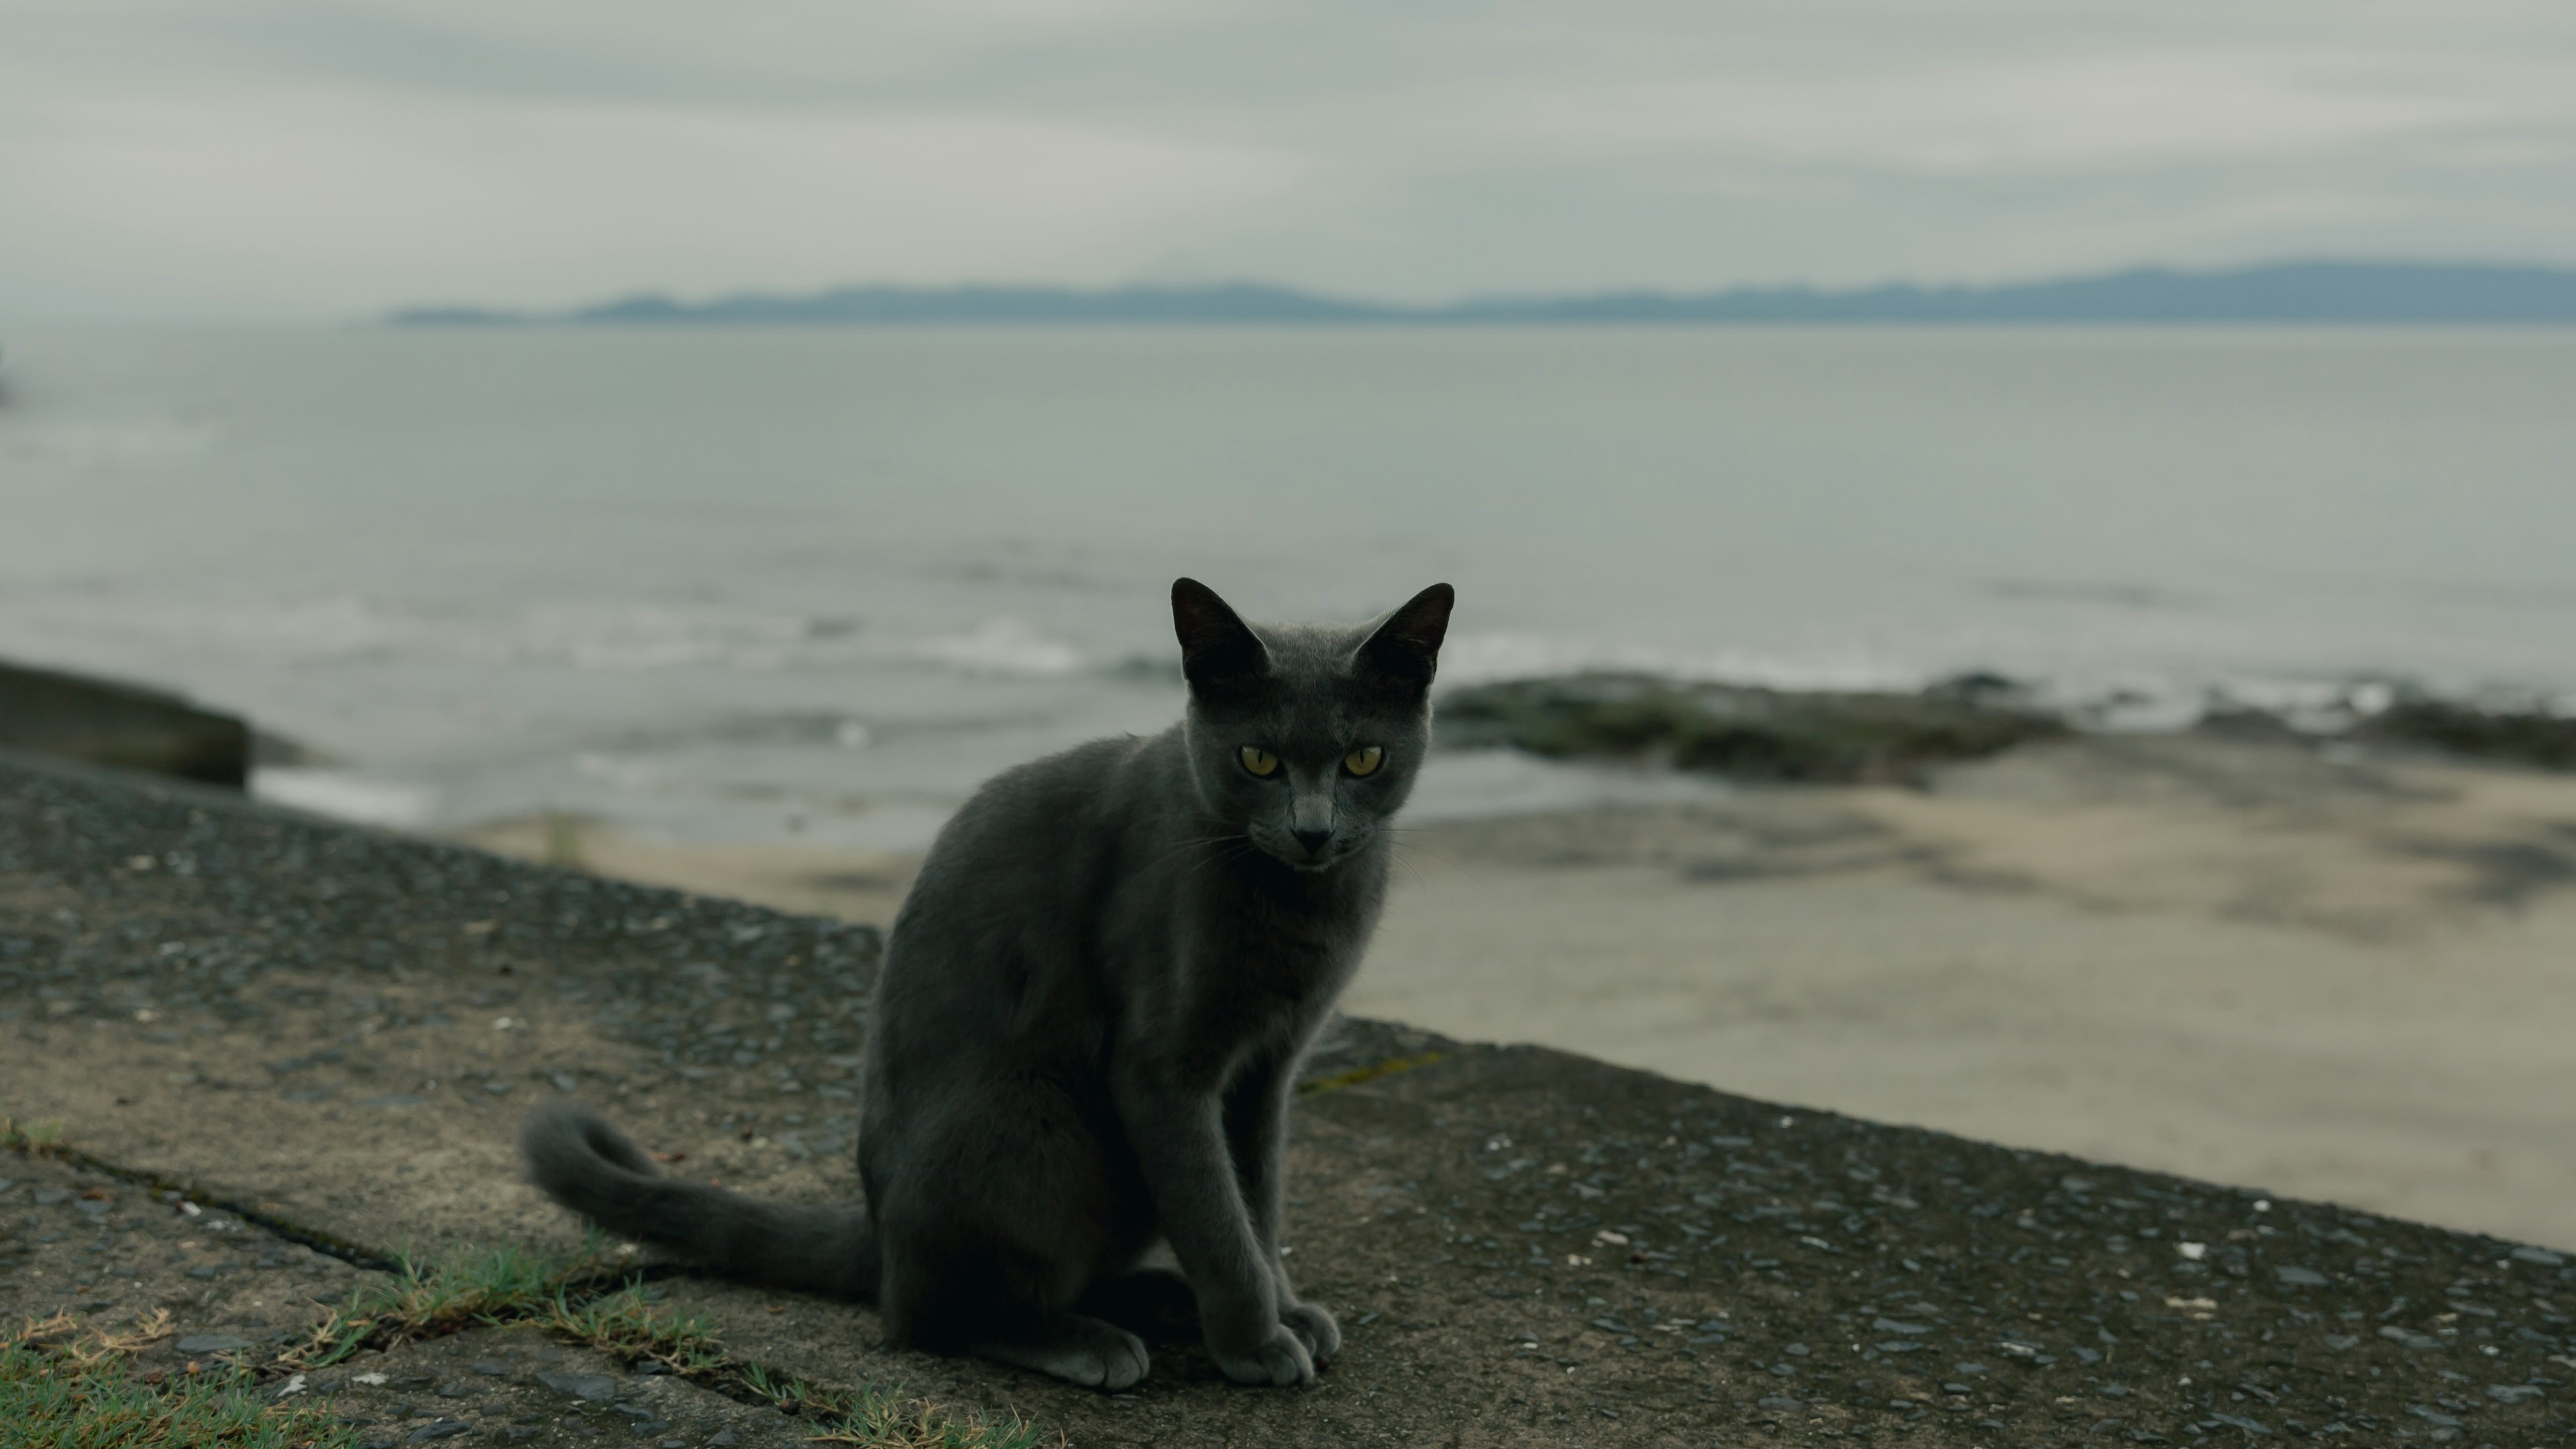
[3,325,2571,845]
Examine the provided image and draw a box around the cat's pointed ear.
[1356,582,1454,693]
[1172,578,1269,691]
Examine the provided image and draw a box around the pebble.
[2485,1385,2542,1404]
[537,1373,620,1401]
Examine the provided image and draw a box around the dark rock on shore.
[1438,673,2066,783]
[0,659,252,788]
[2193,684,2576,772]
[2352,696,2576,771]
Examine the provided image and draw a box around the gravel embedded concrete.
[5,749,2573,1446]
[282,1325,818,1449]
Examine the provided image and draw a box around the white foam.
[250,768,435,828]
[502,605,810,673]
[19,594,836,676]
[914,619,1083,676]
[573,752,664,792]
[1438,631,1919,693]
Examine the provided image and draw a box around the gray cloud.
[3,0,2571,319]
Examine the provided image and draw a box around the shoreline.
[11,744,2567,1444]
[452,730,2576,1250]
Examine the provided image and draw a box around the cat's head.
[1171,578,1454,872]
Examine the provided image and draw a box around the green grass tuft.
[3,1313,358,1449]
[282,1236,616,1368]
[734,1359,1051,1449]
[542,1284,727,1377]
[1439,673,2065,782]
[0,1154,1050,1449]
[802,1385,1057,1449]
[286,1241,1053,1448]
[0,1116,72,1156]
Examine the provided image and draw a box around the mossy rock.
[2351,697,2576,770]
[1438,673,2065,783]
[0,659,250,787]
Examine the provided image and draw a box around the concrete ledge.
[3,752,2571,1445]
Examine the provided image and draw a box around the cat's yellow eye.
[1238,746,1281,778]
[1343,745,1384,777]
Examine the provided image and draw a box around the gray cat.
[521,578,1453,1390]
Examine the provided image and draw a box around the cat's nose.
[1293,826,1333,857]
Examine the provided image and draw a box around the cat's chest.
[1100,842,1387,1002]
[1213,855,1379,947]
[1183,871,1379,1015]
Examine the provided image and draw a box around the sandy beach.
[457,731,2576,1250]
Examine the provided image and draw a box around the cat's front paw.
[1279,1301,1341,1362]
[1210,1324,1316,1387]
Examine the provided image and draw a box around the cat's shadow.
[1077,1265,1202,1344]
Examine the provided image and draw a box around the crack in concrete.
[5,1131,1047,1444]
[25,1141,404,1273]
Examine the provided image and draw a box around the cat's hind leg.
[970,1311,1150,1391]
[871,1081,1157,1389]
[1076,1258,1199,1340]
[878,1222,1154,1389]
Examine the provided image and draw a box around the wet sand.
[457,733,2576,1249]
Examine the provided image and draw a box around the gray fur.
[520,578,1454,1390]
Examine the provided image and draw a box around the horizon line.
[388,258,2576,328]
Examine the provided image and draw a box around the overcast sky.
[5,1,2574,321]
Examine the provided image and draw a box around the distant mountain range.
[389,261,2576,327]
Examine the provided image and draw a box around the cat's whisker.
[1385,828,1461,870]
[1177,837,1262,885]
[1139,833,1252,877]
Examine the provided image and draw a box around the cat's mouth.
[1251,828,1348,872]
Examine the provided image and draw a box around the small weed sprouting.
[282,1236,618,1369]
[0,1117,71,1157]
[543,1283,727,1377]
[734,1362,1026,1449]
[804,1387,1057,1449]
[543,810,586,869]
[3,1311,360,1449]
[284,1241,1054,1449]
[0,1146,1047,1449]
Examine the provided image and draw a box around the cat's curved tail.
[519,1103,879,1300]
